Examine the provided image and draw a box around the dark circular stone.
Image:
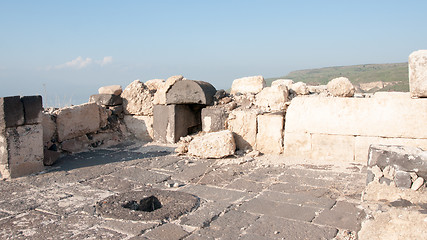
[96,188,199,221]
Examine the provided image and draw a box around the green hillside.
[266,63,409,92]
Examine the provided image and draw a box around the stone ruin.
[1,50,427,184]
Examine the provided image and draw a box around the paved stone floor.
[0,142,367,240]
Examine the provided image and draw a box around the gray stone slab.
[0,96,24,128]
[20,95,43,124]
[201,107,228,132]
[111,167,171,184]
[243,166,286,182]
[179,200,231,227]
[103,219,158,236]
[268,182,330,197]
[187,210,259,240]
[172,161,213,182]
[166,80,216,105]
[83,175,143,193]
[180,184,255,203]
[259,190,336,209]
[72,227,128,239]
[142,223,188,240]
[238,197,318,222]
[225,178,268,193]
[245,215,338,239]
[313,201,365,231]
[191,164,249,187]
[0,197,40,214]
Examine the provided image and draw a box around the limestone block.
[308,85,328,94]
[166,80,217,105]
[373,92,410,99]
[354,136,427,163]
[89,94,123,106]
[153,75,184,105]
[368,144,427,179]
[1,124,44,178]
[256,113,284,154]
[20,95,43,125]
[61,135,90,153]
[123,115,154,141]
[98,85,122,95]
[271,79,294,89]
[43,148,60,166]
[284,96,427,139]
[230,76,265,95]
[290,82,309,95]
[255,85,288,112]
[327,77,355,97]
[283,132,312,159]
[153,104,201,143]
[0,96,24,129]
[201,107,228,132]
[409,50,427,97]
[56,103,101,142]
[121,80,153,115]
[188,130,236,158]
[227,109,257,150]
[145,79,165,92]
[311,134,355,162]
[41,112,56,146]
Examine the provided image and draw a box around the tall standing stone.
[409,50,427,98]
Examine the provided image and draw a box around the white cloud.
[99,56,113,66]
[47,56,113,70]
[54,56,93,69]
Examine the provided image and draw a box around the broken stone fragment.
[255,85,288,112]
[89,94,123,106]
[327,77,355,97]
[98,85,122,96]
[394,171,412,189]
[290,82,309,95]
[187,130,236,159]
[121,80,153,116]
[411,177,424,191]
[145,79,165,92]
[409,50,427,98]
[153,75,184,105]
[271,79,294,89]
[230,75,265,95]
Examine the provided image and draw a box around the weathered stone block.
[394,171,412,188]
[145,79,164,91]
[20,95,43,124]
[89,94,123,106]
[285,96,427,139]
[0,96,24,129]
[153,75,183,105]
[123,115,153,141]
[290,82,309,95]
[43,147,60,166]
[0,124,44,178]
[188,130,236,158]
[255,85,288,111]
[56,103,101,142]
[121,80,153,115]
[153,104,201,143]
[368,144,427,179]
[283,132,312,159]
[311,134,355,162]
[327,77,355,97]
[230,75,265,95]
[166,80,216,105]
[201,107,228,132]
[409,50,427,98]
[98,85,122,95]
[256,113,284,154]
[227,109,258,150]
[41,112,56,146]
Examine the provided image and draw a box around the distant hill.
[266,63,409,92]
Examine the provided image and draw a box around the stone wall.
[283,96,427,163]
[0,96,44,179]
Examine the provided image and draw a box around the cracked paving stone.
[72,226,128,239]
[242,167,285,183]
[82,175,143,193]
[191,165,249,187]
[278,172,333,188]
[179,200,232,227]
[186,210,259,240]
[0,210,72,240]
[244,215,338,240]
[238,197,319,222]
[225,178,268,193]
[268,182,331,197]
[313,201,365,231]
[147,155,182,169]
[0,197,40,214]
[180,184,255,203]
[258,190,336,209]
[142,223,189,240]
[172,161,214,183]
[111,166,171,184]
[102,219,158,236]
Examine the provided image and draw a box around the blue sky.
[1,0,426,106]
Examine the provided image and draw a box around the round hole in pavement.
[96,188,199,221]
